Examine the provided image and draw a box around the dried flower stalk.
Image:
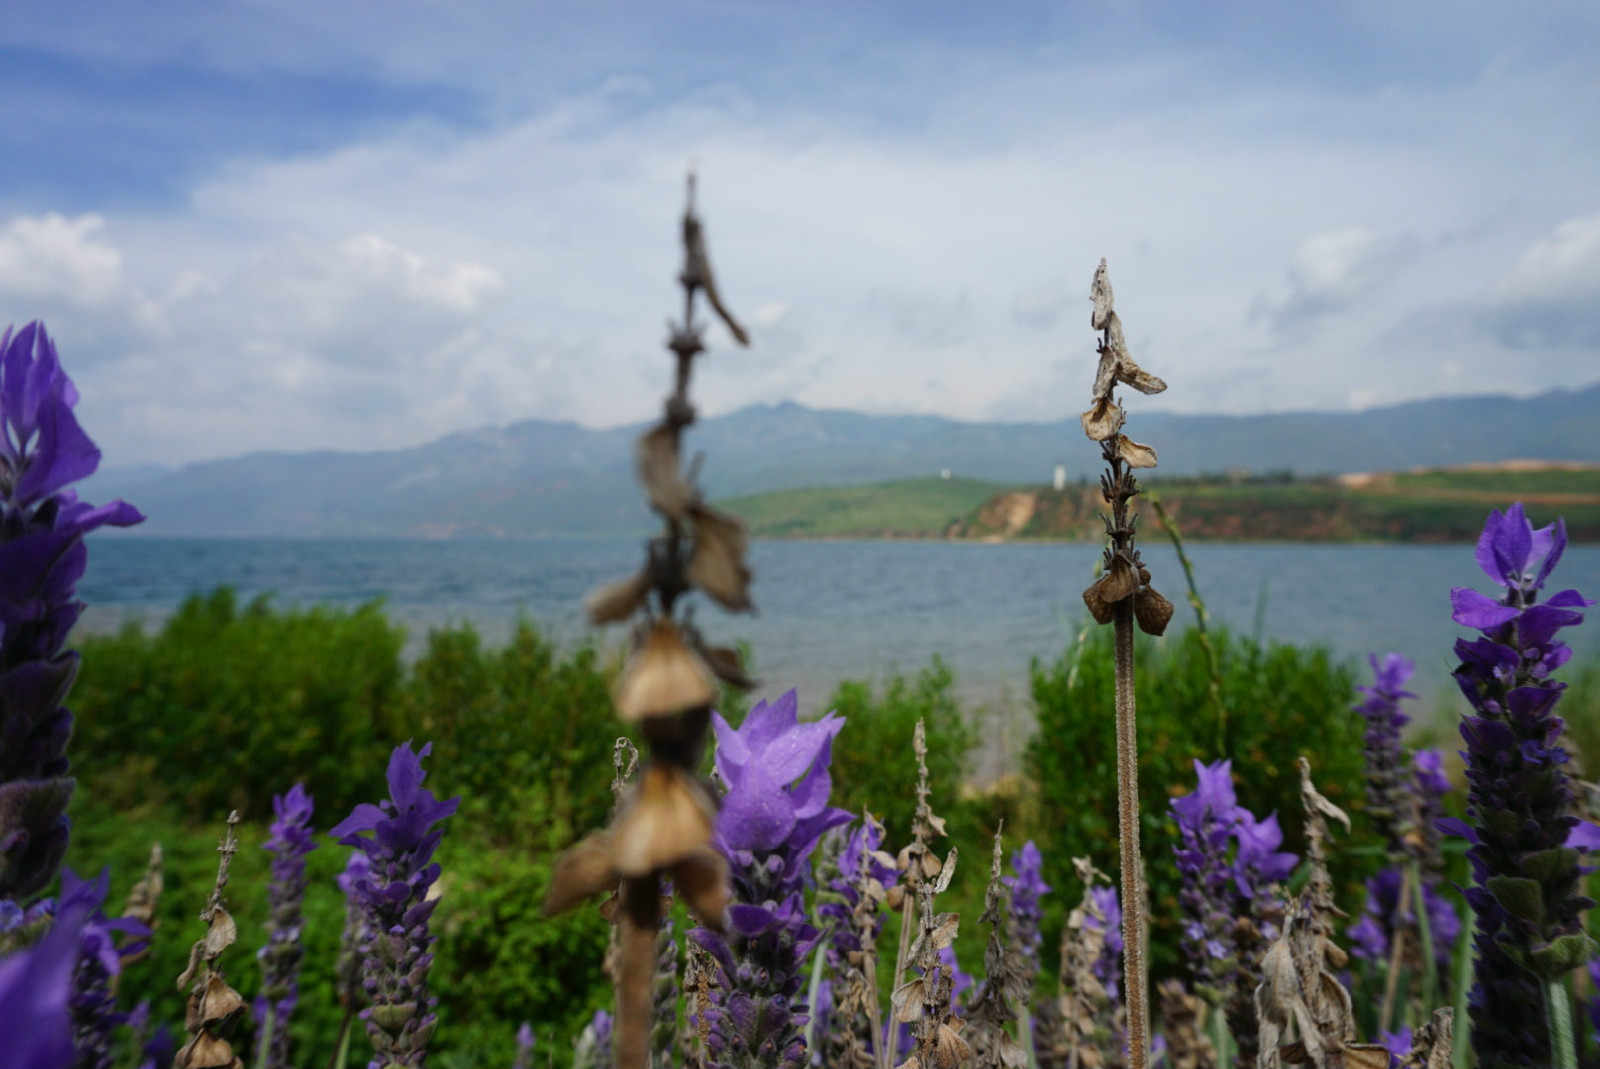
[965,826,1029,1069]
[1078,259,1170,1069]
[549,172,752,1069]
[891,844,966,1069]
[1254,760,1389,1069]
[174,811,246,1069]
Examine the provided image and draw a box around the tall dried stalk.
[547,173,754,1069]
[1077,260,1172,1069]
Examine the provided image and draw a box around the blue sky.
[2,1,1597,466]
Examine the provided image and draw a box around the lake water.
[77,537,1600,728]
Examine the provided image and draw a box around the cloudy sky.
[3,1,1598,467]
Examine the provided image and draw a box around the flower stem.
[1450,914,1473,1069]
[1547,977,1578,1069]
[1114,598,1149,1069]
[1411,858,1437,1015]
[617,875,662,1069]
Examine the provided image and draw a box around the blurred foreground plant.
[0,322,142,901]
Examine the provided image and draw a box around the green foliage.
[72,588,407,821]
[824,656,978,850]
[1026,624,1366,976]
[64,793,609,1067]
[403,619,618,847]
[720,476,1005,537]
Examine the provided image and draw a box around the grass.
[719,475,1005,537]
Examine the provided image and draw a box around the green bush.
[402,619,619,848]
[1026,624,1367,976]
[72,588,407,821]
[824,656,978,851]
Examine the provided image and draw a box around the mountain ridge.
[93,383,1600,537]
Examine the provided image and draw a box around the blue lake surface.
[76,536,1600,720]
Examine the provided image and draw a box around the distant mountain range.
[88,383,1600,537]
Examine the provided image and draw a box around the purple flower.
[1002,841,1052,984]
[1355,653,1422,851]
[1445,503,1595,1066]
[1171,760,1298,1005]
[513,1021,534,1069]
[60,866,147,1069]
[0,323,142,902]
[692,691,851,1069]
[574,1008,612,1069]
[330,742,459,1069]
[1348,867,1460,975]
[0,888,91,1069]
[1085,884,1124,1004]
[255,783,316,1069]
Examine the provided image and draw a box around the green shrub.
[824,656,977,850]
[72,588,407,821]
[1026,624,1367,976]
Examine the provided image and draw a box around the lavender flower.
[60,866,147,1069]
[1347,866,1460,971]
[255,783,316,1069]
[335,851,371,1014]
[817,816,898,1066]
[691,690,850,1069]
[0,888,91,1069]
[1002,840,1052,986]
[0,323,142,901]
[1444,504,1595,1067]
[1355,653,1422,850]
[1171,759,1296,1067]
[573,1008,613,1069]
[330,741,459,1069]
[1086,884,1124,1005]
[513,1022,534,1069]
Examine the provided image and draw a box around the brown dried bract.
[686,503,752,612]
[584,568,653,626]
[614,618,718,722]
[636,421,696,521]
[1133,585,1174,637]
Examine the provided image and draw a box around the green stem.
[1548,977,1578,1069]
[328,1008,355,1069]
[1451,914,1473,1069]
[1149,494,1225,751]
[805,934,827,1058]
[1411,858,1437,1014]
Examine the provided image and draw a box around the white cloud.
[0,214,127,308]
[1482,211,1600,350]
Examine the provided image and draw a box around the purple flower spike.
[255,783,316,1069]
[1085,884,1124,1004]
[0,890,91,1069]
[1002,841,1052,984]
[330,741,459,1069]
[1444,503,1595,1066]
[1171,760,1298,1001]
[0,323,142,902]
[60,866,147,1069]
[693,691,852,1068]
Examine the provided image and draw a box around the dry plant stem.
[617,875,663,1069]
[1378,864,1415,1035]
[1112,598,1149,1069]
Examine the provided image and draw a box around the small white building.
[1053,461,1067,491]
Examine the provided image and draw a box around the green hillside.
[720,466,1600,542]
[718,476,1005,537]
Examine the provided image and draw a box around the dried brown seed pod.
[174,1031,241,1069]
[614,619,717,721]
[1134,585,1174,636]
[610,763,717,876]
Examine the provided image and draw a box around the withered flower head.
[614,618,719,722]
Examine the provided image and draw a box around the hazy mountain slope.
[120,383,1600,537]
